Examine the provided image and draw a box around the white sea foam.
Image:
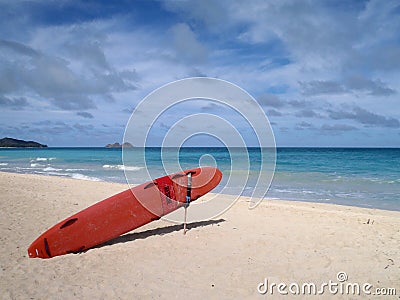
[43,167,62,172]
[16,167,35,170]
[0,163,8,166]
[33,157,56,161]
[124,166,144,171]
[31,171,101,182]
[102,164,143,171]
[37,171,69,177]
[70,173,102,181]
[30,163,44,167]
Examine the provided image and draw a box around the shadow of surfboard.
[93,219,226,250]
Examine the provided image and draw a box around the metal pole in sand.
[183,206,188,235]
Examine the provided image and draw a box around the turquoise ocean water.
[0,147,399,211]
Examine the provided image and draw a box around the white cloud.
[169,23,208,64]
[1,0,399,146]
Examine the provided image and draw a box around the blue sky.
[0,0,399,147]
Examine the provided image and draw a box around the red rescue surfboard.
[28,166,222,259]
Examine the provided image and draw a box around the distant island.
[0,137,48,148]
[105,142,134,148]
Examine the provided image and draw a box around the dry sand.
[0,171,399,299]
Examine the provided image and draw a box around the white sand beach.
[0,171,399,299]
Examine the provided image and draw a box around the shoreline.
[2,170,399,216]
[1,169,399,213]
[1,171,399,298]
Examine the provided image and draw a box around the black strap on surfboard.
[183,172,192,235]
[185,172,192,208]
